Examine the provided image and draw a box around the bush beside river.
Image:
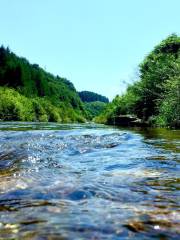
[95,34,180,128]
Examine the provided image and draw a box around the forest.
[79,91,109,103]
[78,91,108,120]
[0,46,106,122]
[95,34,180,128]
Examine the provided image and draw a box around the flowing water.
[0,122,179,240]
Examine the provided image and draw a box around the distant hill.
[0,46,85,122]
[79,91,109,103]
[84,101,107,120]
[78,91,109,120]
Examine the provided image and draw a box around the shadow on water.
[0,122,179,239]
[131,127,180,152]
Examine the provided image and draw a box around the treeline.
[0,46,86,122]
[79,91,109,103]
[95,34,180,128]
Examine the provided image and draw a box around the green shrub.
[95,34,180,128]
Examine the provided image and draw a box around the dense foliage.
[0,46,86,122]
[95,34,180,128]
[84,101,107,120]
[79,91,109,103]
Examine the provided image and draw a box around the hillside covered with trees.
[83,101,107,120]
[0,46,87,122]
[78,91,109,120]
[95,34,180,128]
[79,91,109,103]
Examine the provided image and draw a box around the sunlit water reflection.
[0,122,179,239]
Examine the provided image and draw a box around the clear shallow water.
[0,122,179,240]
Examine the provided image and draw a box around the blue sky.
[0,0,179,100]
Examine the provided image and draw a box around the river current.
[0,122,179,239]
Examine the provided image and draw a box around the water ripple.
[0,123,179,239]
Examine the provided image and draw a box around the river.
[0,122,179,239]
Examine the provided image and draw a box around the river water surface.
[0,122,179,239]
